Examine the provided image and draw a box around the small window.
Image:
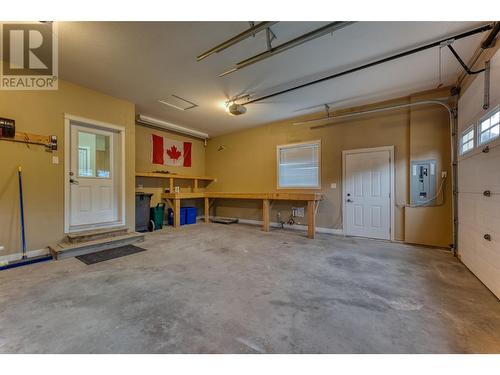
[277,141,320,189]
[460,126,475,154]
[478,107,500,145]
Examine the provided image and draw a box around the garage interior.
[0,20,500,354]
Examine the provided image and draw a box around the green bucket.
[150,203,166,230]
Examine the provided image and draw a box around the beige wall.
[0,80,136,256]
[135,124,206,209]
[0,80,454,254]
[206,88,453,247]
[404,91,453,247]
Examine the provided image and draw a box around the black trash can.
[135,192,153,232]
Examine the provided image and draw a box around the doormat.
[76,245,146,265]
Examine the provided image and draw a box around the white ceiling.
[58,21,488,136]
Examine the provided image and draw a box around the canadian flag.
[151,134,192,167]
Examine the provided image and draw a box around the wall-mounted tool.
[0,117,15,137]
[0,117,57,151]
[49,135,58,150]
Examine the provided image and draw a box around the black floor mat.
[76,245,146,265]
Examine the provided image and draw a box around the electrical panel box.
[411,159,437,206]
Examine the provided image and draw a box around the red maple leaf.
[166,145,182,160]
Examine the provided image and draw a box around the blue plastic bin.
[180,207,187,225]
[185,207,197,225]
[168,207,187,226]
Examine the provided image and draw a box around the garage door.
[458,143,500,298]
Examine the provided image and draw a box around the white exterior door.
[344,149,391,240]
[69,122,119,229]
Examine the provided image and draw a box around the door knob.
[70,179,79,185]
[347,199,353,203]
[484,234,491,241]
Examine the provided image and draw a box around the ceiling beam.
[219,21,355,76]
[196,21,278,61]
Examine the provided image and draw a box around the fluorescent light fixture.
[137,114,209,140]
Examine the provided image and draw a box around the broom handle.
[18,166,27,259]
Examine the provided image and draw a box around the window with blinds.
[277,141,320,188]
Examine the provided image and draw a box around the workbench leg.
[174,198,180,228]
[204,197,209,223]
[262,199,270,232]
[307,201,316,239]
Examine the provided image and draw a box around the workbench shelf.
[135,172,215,193]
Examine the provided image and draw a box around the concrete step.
[67,226,128,244]
[49,232,145,260]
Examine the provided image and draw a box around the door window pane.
[78,131,111,178]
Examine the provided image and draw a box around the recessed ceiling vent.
[159,95,198,111]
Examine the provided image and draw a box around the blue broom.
[0,167,52,271]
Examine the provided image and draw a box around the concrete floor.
[1,223,499,353]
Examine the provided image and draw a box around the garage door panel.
[459,222,500,269]
[458,193,500,230]
[458,145,500,193]
[459,244,500,297]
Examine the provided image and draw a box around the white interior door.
[344,149,391,240]
[69,122,119,229]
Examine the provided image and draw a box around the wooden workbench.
[135,172,215,192]
[161,192,323,239]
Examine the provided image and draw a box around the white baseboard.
[201,216,343,236]
[0,248,49,265]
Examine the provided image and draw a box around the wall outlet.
[52,156,59,164]
[330,182,337,189]
[441,171,447,178]
[292,207,305,217]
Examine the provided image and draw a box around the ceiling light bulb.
[227,103,247,116]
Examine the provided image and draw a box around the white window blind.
[278,141,320,188]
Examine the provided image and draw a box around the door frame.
[64,114,126,233]
[342,145,395,241]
